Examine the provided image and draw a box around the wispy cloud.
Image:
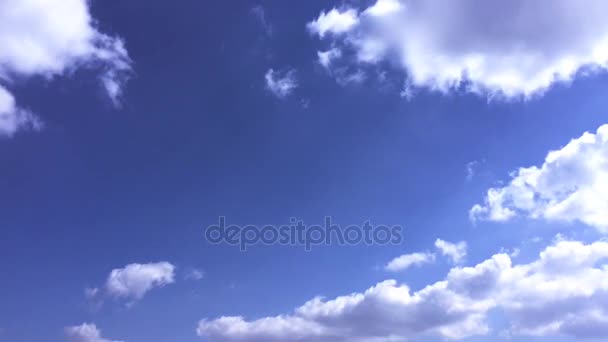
[435,238,467,264]
[265,68,298,98]
[385,251,435,272]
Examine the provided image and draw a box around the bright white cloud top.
[198,238,608,341]
[105,262,175,301]
[0,0,132,137]
[65,323,123,342]
[385,251,435,272]
[471,124,608,231]
[307,0,608,98]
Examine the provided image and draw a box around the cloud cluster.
[0,0,132,137]
[307,0,608,99]
[198,239,608,341]
[471,124,608,231]
[65,323,123,342]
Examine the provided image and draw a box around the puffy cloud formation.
[65,323,123,342]
[435,239,467,264]
[471,124,608,231]
[265,69,298,98]
[0,0,132,137]
[104,262,175,301]
[198,239,608,341]
[307,0,608,98]
[385,251,435,272]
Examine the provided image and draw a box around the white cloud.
[0,0,132,136]
[265,69,298,98]
[197,238,608,341]
[65,323,123,342]
[307,0,608,99]
[105,262,175,301]
[185,268,205,281]
[435,239,467,264]
[317,48,342,69]
[471,124,608,231]
[385,251,435,272]
[307,8,359,38]
[0,86,42,137]
[84,287,99,299]
[466,160,483,182]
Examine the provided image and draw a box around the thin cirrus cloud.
[0,0,132,137]
[198,238,608,341]
[264,68,298,98]
[65,323,123,342]
[307,0,608,99]
[471,123,608,231]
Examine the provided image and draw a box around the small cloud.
[105,262,175,301]
[465,159,485,181]
[499,247,521,258]
[307,8,359,38]
[435,238,467,264]
[86,262,175,307]
[65,323,123,342]
[265,68,298,98]
[399,80,415,101]
[0,86,43,138]
[466,161,479,181]
[334,68,366,86]
[317,48,342,69]
[85,287,99,299]
[385,252,435,272]
[185,268,205,281]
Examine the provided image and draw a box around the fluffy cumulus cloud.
[471,124,608,231]
[307,0,608,98]
[104,262,175,301]
[385,251,435,272]
[265,68,298,98]
[198,239,608,341]
[0,0,132,137]
[435,239,467,264]
[65,323,123,342]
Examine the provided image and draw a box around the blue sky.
[2,1,608,341]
